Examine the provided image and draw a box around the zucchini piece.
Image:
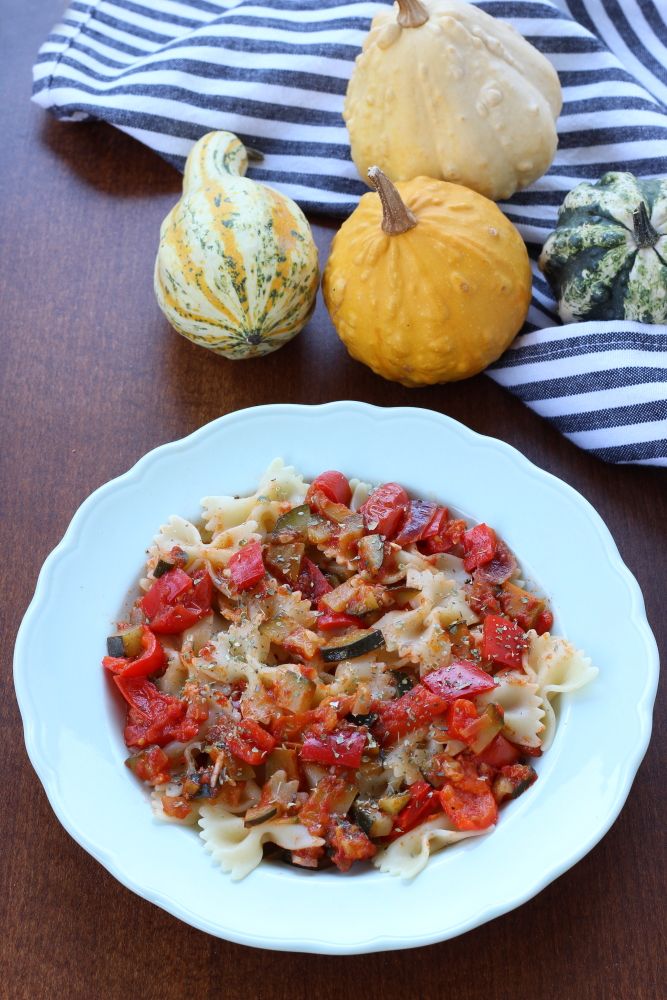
[469,704,504,754]
[321,629,385,663]
[378,792,411,816]
[273,504,313,538]
[358,534,385,575]
[353,800,393,838]
[273,670,316,714]
[106,624,144,658]
[153,559,174,578]
[265,748,299,783]
[244,804,279,827]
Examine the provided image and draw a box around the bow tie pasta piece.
[523,631,598,751]
[373,815,490,879]
[201,458,308,535]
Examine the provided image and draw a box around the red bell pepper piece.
[316,603,366,631]
[422,659,497,702]
[297,557,332,605]
[226,718,276,765]
[482,614,527,669]
[374,685,448,744]
[306,470,352,506]
[462,523,497,572]
[391,780,441,839]
[300,725,366,769]
[421,506,449,540]
[102,626,166,679]
[227,541,265,592]
[359,483,409,539]
[440,775,498,831]
[394,500,438,546]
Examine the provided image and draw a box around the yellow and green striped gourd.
[155,131,319,359]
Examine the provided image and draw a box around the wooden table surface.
[2,3,665,998]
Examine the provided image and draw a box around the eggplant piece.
[244,804,279,827]
[469,704,505,754]
[378,792,411,816]
[391,670,415,696]
[106,624,144,658]
[265,747,299,783]
[353,800,393,838]
[321,629,385,663]
[264,540,305,583]
[347,711,379,728]
[153,559,174,578]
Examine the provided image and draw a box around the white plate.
[14,403,658,953]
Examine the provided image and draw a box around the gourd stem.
[633,202,660,248]
[396,0,429,28]
[368,166,417,236]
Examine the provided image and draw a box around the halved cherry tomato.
[421,506,449,540]
[440,776,498,830]
[300,725,366,769]
[297,557,332,605]
[422,660,496,702]
[142,567,213,634]
[374,684,447,744]
[394,500,437,546]
[102,626,166,679]
[482,614,526,670]
[390,780,441,839]
[462,524,497,572]
[306,471,351,506]
[227,541,265,592]
[359,483,409,539]
[535,609,554,635]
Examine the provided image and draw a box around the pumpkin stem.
[368,166,417,235]
[632,202,660,248]
[396,0,429,28]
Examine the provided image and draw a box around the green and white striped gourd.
[154,131,319,359]
[539,172,667,324]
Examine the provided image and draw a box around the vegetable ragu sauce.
[103,467,559,876]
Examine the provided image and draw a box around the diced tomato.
[296,557,332,605]
[394,500,438,546]
[225,718,276,765]
[270,696,355,742]
[535,609,554,635]
[421,506,449,540]
[462,524,497,572]
[482,615,526,670]
[359,483,409,539]
[142,566,213,634]
[446,698,479,742]
[467,577,502,618]
[475,539,516,585]
[306,471,352,507]
[499,581,547,631]
[141,567,191,619]
[299,774,357,837]
[227,541,265,592]
[391,780,441,839]
[374,685,447,744]
[477,733,522,768]
[316,606,366,631]
[115,676,202,748]
[422,660,496,702]
[328,819,376,871]
[419,516,467,555]
[125,745,171,785]
[161,796,192,820]
[440,776,498,830]
[103,626,166,679]
[300,725,366,769]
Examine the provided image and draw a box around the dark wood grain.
[1,4,665,998]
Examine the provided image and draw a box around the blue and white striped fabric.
[33,0,667,466]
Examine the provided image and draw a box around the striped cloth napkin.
[33,1,667,466]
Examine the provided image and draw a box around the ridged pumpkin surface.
[155,131,319,359]
[322,176,532,386]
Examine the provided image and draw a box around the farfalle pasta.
[103,461,597,879]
